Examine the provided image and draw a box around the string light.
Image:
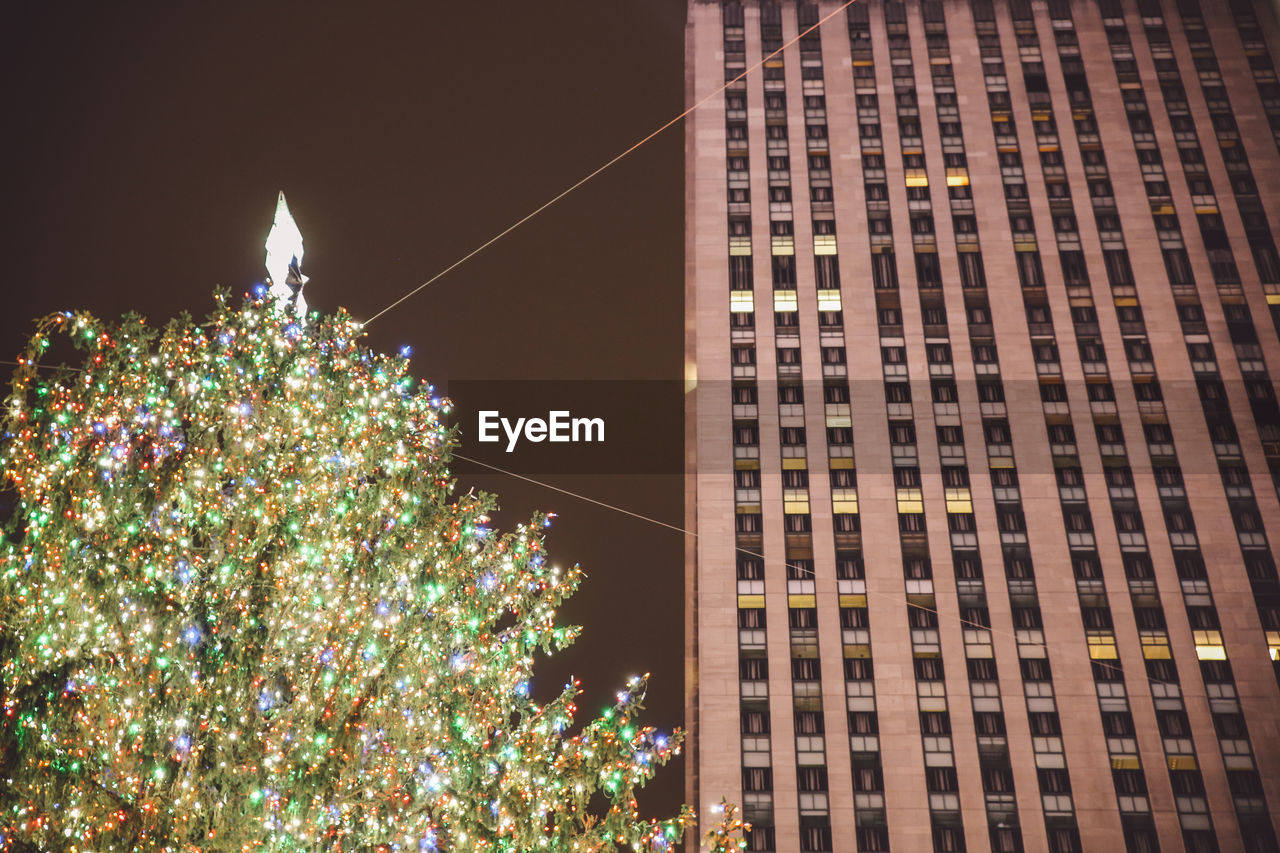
[0,292,742,851]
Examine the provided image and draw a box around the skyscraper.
[683,2,1280,851]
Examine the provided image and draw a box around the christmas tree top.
[264,191,308,322]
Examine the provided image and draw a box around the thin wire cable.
[361,0,860,327]
[453,453,1180,690]
[455,453,690,536]
[0,359,76,371]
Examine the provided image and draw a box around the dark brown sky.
[2,1,690,818]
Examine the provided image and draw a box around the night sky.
[2,1,690,818]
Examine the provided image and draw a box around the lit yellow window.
[730,236,752,256]
[944,488,972,514]
[945,168,969,187]
[1087,631,1118,659]
[771,235,795,256]
[782,457,807,470]
[905,170,928,187]
[814,234,838,255]
[1140,632,1171,659]
[817,289,842,311]
[1193,630,1226,660]
[774,290,798,312]
[1266,631,1280,661]
[784,489,810,514]
[896,488,923,514]
[730,291,754,313]
[832,488,858,514]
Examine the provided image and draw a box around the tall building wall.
[684,2,1280,852]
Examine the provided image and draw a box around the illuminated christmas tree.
[0,199,742,851]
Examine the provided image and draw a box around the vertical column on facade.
[792,5,884,853]
[848,4,971,851]
[821,7,900,852]
[720,5,777,851]
[968,2,1174,850]
[758,6,835,852]
[1053,3,1280,849]
[689,0,743,829]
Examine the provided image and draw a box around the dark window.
[743,767,772,791]
[1017,252,1045,287]
[1164,248,1193,285]
[1103,250,1134,286]
[815,255,840,289]
[742,710,769,734]
[915,252,942,286]
[772,255,797,287]
[872,253,899,289]
[958,252,986,288]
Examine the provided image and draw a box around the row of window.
[974,3,1206,849]
[774,10,838,839]
[899,7,1086,850]
[1018,2,1276,848]
[923,12,1093,850]
[1081,3,1278,845]
[721,8,778,848]
[724,5,875,850]
[851,6,981,850]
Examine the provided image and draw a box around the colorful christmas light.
[0,292,738,851]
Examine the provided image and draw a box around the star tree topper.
[264,191,309,321]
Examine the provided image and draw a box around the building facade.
[683,1,1280,851]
